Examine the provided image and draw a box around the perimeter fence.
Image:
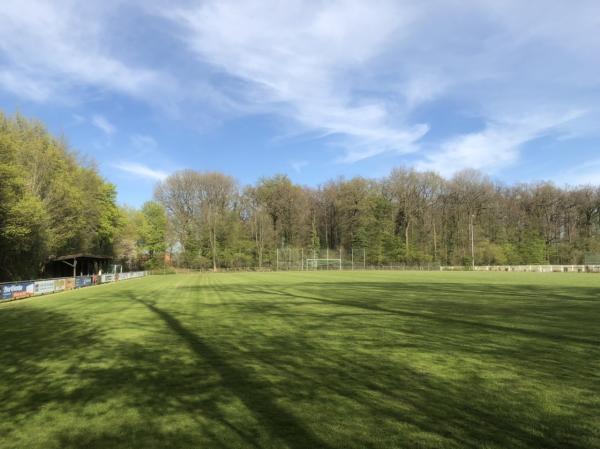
[440,265,600,273]
[155,263,600,274]
[156,264,441,273]
[0,271,149,303]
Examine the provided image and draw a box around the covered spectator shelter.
[45,254,113,278]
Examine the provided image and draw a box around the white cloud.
[554,159,600,186]
[157,0,599,166]
[0,0,598,172]
[290,160,308,173]
[417,111,585,176]
[114,162,169,181]
[0,0,169,103]
[91,115,116,135]
[0,70,56,102]
[72,114,85,125]
[130,134,158,149]
[161,0,428,162]
[402,73,450,110]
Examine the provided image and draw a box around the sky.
[1,0,599,206]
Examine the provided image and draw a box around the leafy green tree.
[0,111,122,281]
[518,232,547,264]
[140,201,168,267]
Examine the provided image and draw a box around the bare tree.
[155,170,236,271]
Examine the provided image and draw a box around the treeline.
[155,169,600,269]
[3,111,600,280]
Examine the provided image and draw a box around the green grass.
[1,271,599,449]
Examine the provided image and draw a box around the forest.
[155,169,600,270]
[2,111,600,280]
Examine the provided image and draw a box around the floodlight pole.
[471,214,475,268]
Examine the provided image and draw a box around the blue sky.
[1,0,599,206]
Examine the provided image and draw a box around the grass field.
[0,271,599,449]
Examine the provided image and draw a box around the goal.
[305,258,342,270]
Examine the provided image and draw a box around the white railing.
[440,265,600,273]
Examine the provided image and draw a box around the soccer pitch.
[1,272,599,449]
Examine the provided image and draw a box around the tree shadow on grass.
[0,294,335,449]
[210,282,600,346]
[78,291,598,448]
[258,352,587,449]
[134,296,334,449]
[0,306,100,414]
[0,304,228,449]
[230,281,600,378]
[1,281,599,449]
[172,280,600,448]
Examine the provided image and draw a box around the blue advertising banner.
[75,276,92,288]
[1,282,35,301]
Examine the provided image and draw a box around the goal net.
[305,258,342,270]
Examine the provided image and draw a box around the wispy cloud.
[156,0,599,167]
[161,0,428,162]
[417,111,585,176]
[114,162,169,181]
[0,0,598,175]
[0,69,56,102]
[0,0,170,103]
[72,114,85,125]
[554,158,600,186]
[91,114,116,135]
[130,134,157,149]
[290,160,309,173]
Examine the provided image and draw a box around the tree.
[0,111,121,281]
[140,201,168,267]
[255,174,308,248]
[114,206,144,270]
[242,187,273,268]
[155,170,237,271]
[197,172,237,271]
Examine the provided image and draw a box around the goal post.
[305,258,342,270]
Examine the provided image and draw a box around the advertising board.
[1,282,35,301]
[34,280,55,295]
[65,278,75,290]
[54,279,66,292]
[101,274,115,283]
[75,276,92,288]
